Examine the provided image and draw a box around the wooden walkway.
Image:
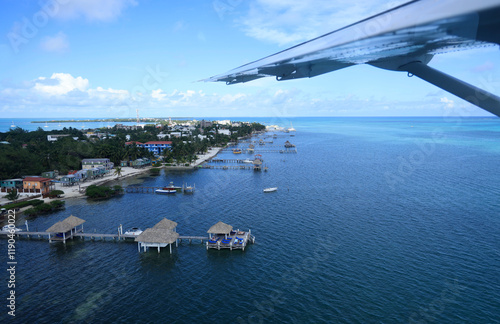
[0,231,207,243]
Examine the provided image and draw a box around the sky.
[0,0,499,118]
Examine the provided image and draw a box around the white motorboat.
[242,159,253,163]
[156,181,181,194]
[1,225,22,232]
[124,227,143,236]
[263,187,278,193]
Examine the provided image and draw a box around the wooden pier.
[0,231,207,243]
[125,186,194,194]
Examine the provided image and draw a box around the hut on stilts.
[135,218,179,253]
[46,215,86,244]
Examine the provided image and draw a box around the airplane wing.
[205,0,500,116]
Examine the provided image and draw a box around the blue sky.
[0,0,499,118]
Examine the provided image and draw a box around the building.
[218,129,231,136]
[142,141,172,155]
[60,175,79,186]
[0,179,23,192]
[47,134,70,142]
[200,119,212,128]
[42,170,59,179]
[81,158,114,170]
[22,177,55,195]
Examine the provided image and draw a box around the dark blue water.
[1,117,500,323]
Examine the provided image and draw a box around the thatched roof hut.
[207,221,233,234]
[135,228,180,253]
[152,218,178,231]
[46,221,73,233]
[46,215,86,244]
[135,228,179,244]
[63,215,85,228]
[46,215,85,233]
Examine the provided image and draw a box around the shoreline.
[0,146,223,205]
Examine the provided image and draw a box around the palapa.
[152,218,178,230]
[63,215,85,227]
[207,221,233,234]
[135,228,179,244]
[46,215,86,233]
[46,221,74,233]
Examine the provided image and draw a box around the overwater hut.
[207,221,233,240]
[152,218,178,232]
[135,228,179,253]
[46,215,85,243]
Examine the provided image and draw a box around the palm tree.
[114,166,122,178]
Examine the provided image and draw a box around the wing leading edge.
[205,0,500,116]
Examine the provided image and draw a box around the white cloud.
[34,73,89,95]
[238,0,408,46]
[88,87,130,100]
[40,32,69,53]
[151,89,167,100]
[440,97,454,109]
[54,0,137,22]
[1,72,493,118]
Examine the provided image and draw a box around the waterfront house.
[23,177,54,194]
[0,179,23,192]
[131,158,151,168]
[82,158,114,170]
[60,175,79,186]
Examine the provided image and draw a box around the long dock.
[0,231,207,243]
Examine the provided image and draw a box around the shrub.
[48,190,64,198]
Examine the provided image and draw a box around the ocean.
[1,117,499,323]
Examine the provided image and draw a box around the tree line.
[0,122,265,179]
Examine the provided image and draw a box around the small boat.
[156,181,181,194]
[232,148,242,154]
[10,121,15,128]
[1,225,22,232]
[284,140,295,148]
[124,227,143,236]
[242,159,253,164]
[263,187,278,193]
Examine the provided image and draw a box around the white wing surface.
[205,0,500,116]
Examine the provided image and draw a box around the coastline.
[0,146,223,206]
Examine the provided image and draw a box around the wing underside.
[205,0,500,116]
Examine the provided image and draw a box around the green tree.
[6,189,19,201]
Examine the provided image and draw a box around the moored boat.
[232,148,242,154]
[156,181,181,194]
[1,225,22,232]
[124,227,143,236]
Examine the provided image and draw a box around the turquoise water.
[1,117,500,323]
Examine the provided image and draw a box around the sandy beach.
[0,147,223,206]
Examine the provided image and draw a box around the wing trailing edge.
[205,0,500,116]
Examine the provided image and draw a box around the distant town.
[0,119,266,202]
